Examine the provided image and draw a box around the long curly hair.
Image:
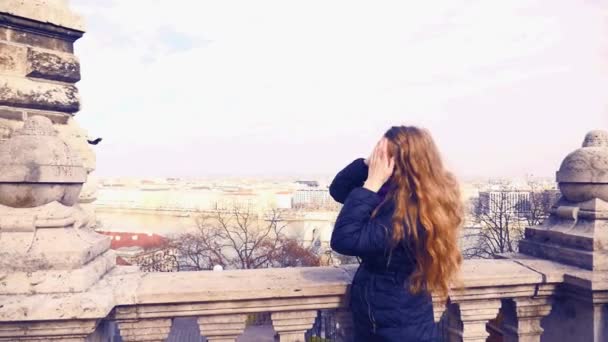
[373,126,463,299]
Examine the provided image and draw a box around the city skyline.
[71,0,607,178]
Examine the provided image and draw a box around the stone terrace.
[0,1,607,341]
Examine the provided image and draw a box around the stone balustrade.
[2,257,597,341]
[1,1,608,342]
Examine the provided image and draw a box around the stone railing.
[1,254,604,341]
[0,258,575,342]
[1,2,607,342]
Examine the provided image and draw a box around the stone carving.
[519,130,608,271]
[0,116,110,292]
[0,116,86,208]
[26,47,81,83]
[557,130,608,202]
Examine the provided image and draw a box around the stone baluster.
[271,310,318,342]
[117,319,173,342]
[501,297,553,342]
[593,303,608,342]
[448,299,501,342]
[197,313,248,342]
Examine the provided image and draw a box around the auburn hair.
[373,126,463,300]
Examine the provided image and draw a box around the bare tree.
[170,206,319,270]
[520,183,558,226]
[463,190,527,259]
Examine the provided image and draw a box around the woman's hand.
[363,138,395,192]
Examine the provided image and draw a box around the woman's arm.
[330,187,389,256]
[329,158,369,204]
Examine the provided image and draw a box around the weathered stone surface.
[557,130,608,202]
[0,42,26,75]
[0,27,8,41]
[0,116,85,208]
[133,266,355,305]
[26,47,80,82]
[0,250,115,295]
[27,109,71,124]
[117,319,173,342]
[271,310,318,342]
[501,297,553,342]
[0,75,79,112]
[447,299,502,342]
[0,122,11,140]
[519,200,608,271]
[0,0,85,32]
[197,314,247,341]
[0,319,98,341]
[5,27,74,53]
[0,212,111,272]
[455,259,544,288]
[0,106,24,121]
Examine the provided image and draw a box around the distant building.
[292,188,337,209]
[478,190,532,216]
[478,188,561,218]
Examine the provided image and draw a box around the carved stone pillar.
[197,314,248,342]
[511,130,608,341]
[271,310,318,342]
[448,299,501,342]
[501,298,553,342]
[593,303,608,342]
[0,2,114,341]
[117,319,173,342]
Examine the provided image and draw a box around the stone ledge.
[0,260,567,325]
[0,74,79,112]
[1,23,75,53]
[0,319,98,341]
[0,250,115,295]
[0,0,84,32]
[0,106,25,121]
[0,227,111,272]
[26,47,80,83]
[26,109,71,124]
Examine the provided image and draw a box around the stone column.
[0,0,97,228]
[512,130,608,341]
[501,298,553,342]
[0,2,114,341]
[447,299,501,342]
[117,319,173,342]
[271,310,318,342]
[197,314,248,342]
[593,303,608,342]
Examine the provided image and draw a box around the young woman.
[330,126,463,342]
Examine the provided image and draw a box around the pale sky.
[70,0,607,178]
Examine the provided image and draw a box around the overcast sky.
[70,0,607,179]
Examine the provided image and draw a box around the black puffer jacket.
[330,158,438,342]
